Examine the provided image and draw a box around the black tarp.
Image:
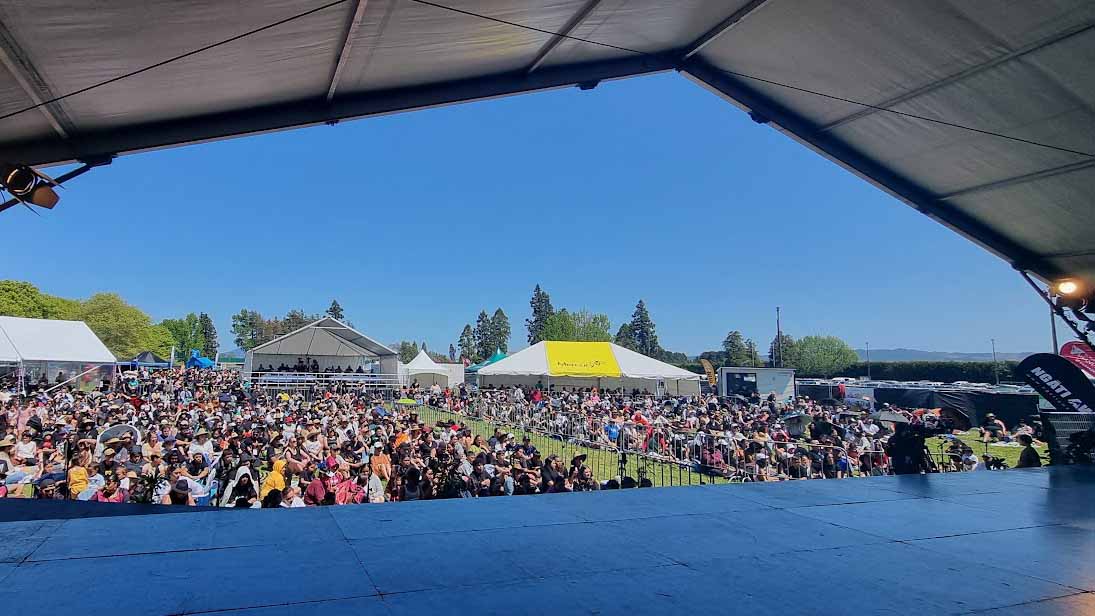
[131,351,168,365]
[865,388,1037,428]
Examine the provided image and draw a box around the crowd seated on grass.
[0,366,1041,506]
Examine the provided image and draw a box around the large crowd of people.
[0,366,1043,507]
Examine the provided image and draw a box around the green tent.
[466,349,507,373]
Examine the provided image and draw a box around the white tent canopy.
[404,349,447,376]
[244,318,399,376]
[0,316,115,363]
[478,342,699,395]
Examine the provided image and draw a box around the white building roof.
[0,316,116,363]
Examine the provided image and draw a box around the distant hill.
[854,348,1035,362]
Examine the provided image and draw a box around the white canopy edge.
[0,316,116,363]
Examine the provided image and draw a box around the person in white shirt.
[188,429,215,459]
[13,431,37,465]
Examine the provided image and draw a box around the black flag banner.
[1017,353,1095,413]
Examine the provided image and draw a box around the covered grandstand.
[243,318,400,390]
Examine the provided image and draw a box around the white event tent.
[244,318,399,378]
[0,316,117,391]
[402,349,463,388]
[478,341,700,396]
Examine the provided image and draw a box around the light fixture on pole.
[0,163,59,210]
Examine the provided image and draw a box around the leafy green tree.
[573,309,612,342]
[198,313,218,358]
[768,333,797,368]
[396,341,419,364]
[458,324,477,362]
[231,309,264,350]
[160,313,206,357]
[543,309,612,342]
[137,324,176,359]
[722,330,751,366]
[491,308,511,353]
[541,309,577,341]
[0,280,80,319]
[325,299,344,320]
[78,293,155,359]
[474,311,493,359]
[794,335,858,377]
[525,284,555,344]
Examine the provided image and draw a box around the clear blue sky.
[2,72,1054,356]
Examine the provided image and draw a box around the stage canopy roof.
[479,341,700,381]
[1,2,1093,286]
[0,316,116,364]
[247,317,396,359]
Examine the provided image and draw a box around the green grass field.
[925,429,1048,469]
[414,405,719,487]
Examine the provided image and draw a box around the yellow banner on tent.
[545,341,621,377]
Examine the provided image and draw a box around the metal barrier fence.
[247,371,403,400]
[413,402,892,487]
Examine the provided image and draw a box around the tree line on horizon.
[0,280,218,361]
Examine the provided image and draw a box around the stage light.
[1057,280,1080,296]
[1,163,59,208]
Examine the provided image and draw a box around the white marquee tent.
[244,318,399,377]
[402,349,463,388]
[0,316,116,391]
[478,341,700,396]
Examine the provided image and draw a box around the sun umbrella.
[781,412,813,425]
[870,410,910,424]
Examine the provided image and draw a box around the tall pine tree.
[626,300,662,358]
[458,324,477,362]
[474,311,493,360]
[325,299,344,320]
[198,312,218,358]
[491,308,511,353]
[525,284,555,344]
[613,323,634,350]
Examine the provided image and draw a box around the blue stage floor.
[0,466,1092,615]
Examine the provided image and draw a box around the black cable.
[408,0,1095,159]
[0,0,349,124]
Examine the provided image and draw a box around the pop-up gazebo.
[477,341,700,396]
[403,349,459,388]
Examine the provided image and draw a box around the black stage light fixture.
[0,162,59,208]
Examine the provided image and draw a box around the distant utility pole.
[991,338,999,385]
[776,306,783,368]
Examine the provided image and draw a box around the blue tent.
[185,349,215,369]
